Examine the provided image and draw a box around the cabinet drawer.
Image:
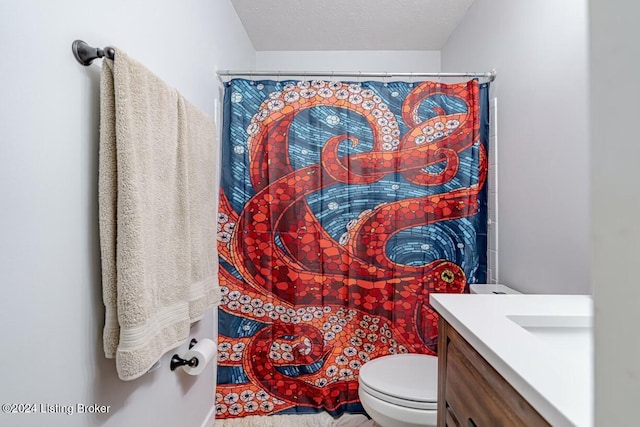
[438,318,549,427]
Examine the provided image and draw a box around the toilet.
[358,284,521,427]
[358,353,438,427]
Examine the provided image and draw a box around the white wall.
[441,0,590,294]
[0,1,254,426]
[256,50,440,75]
[590,0,640,424]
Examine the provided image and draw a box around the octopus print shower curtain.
[216,78,489,418]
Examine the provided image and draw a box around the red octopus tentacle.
[321,135,389,184]
[320,116,477,186]
[241,82,396,277]
[344,143,487,272]
[249,115,295,191]
[344,186,481,271]
[243,323,360,411]
[401,80,477,128]
[231,164,463,313]
[401,147,460,186]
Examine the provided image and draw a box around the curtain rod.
[70,41,497,82]
[217,69,496,82]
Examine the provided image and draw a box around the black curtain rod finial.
[72,40,114,66]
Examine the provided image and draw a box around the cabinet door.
[437,318,550,427]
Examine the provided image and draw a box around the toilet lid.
[358,354,438,409]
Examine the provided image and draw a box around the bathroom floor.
[215,413,380,427]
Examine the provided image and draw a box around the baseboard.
[200,405,216,427]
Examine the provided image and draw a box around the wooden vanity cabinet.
[437,317,550,427]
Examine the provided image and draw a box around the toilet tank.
[469,284,521,294]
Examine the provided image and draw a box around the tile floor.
[215,412,380,427]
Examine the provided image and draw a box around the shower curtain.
[216,78,489,419]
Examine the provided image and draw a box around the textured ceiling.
[231,0,475,51]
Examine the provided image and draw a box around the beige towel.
[99,48,220,380]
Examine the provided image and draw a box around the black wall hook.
[72,40,115,66]
[170,339,199,371]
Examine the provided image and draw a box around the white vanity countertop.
[430,294,593,427]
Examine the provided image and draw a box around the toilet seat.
[358,354,438,411]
